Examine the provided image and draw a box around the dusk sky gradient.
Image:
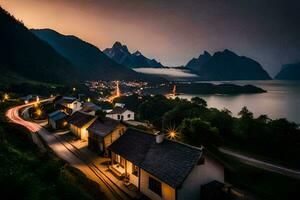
[1,0,300,76]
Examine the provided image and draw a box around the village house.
[55,97,82,114]
[81,102,101,116]
[108,128,224,200]
[68,111,96,140]
[48,110,68,130]
[106,106,135,121]
[87,118,126,156]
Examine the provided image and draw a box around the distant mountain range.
[275,62,300,80]
[185,50,271,80]
[104,42,163,68]
[0,6,77,85]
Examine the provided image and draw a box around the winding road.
[6,102,131,200]
[219,148,300,179]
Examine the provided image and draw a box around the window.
[117,115,121,120]
[148,177,162,196]
[132,165,139,177]
[127,114,131,118]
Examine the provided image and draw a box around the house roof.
[68,111,95,128]
[87,118,121,137]
[82,102,101,112]
[108,128,202,188]
[56,97,78,105]
[107,106,129,115]
[48,110,67,121]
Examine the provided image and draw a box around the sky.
[1,0,300,76]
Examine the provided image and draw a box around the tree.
[191,97,207,107]
[179,118,222,147]
[95,110,106,121]
[238,106,253,120]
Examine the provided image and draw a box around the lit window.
[132,165,139,177]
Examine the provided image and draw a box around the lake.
[134,68,300,123]
[178,80,300,124]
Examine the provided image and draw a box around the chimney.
[155,132,164,144]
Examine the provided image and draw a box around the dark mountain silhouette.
[104,42,163,68]
[186,51,211,70]
[0,7,77,85]
[32,29,147,81]
[186,49,271,80]
[275,62,300,80]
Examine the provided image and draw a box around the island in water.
[143,82,266,95]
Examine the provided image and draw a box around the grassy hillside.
[0,7,78,85]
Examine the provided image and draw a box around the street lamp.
[166,126,179,140]
[3,93,9,101]
[35,108,42,116]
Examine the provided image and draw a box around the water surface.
[178,80,300,123]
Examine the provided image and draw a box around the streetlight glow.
[35,108,42,116]
[3,93,9,101]
[166,125,179,140]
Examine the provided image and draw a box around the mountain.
[275,62,300,80]
[0,7,77,85]
[32,29,147,81]
[103,42,163,68]
[185,49,271,80]
[185,51,211,70]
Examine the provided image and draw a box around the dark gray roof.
[56,97,77,105]
[87,118,120,137]
[108,106,128,114]
[68,111,95,128]
[82,102,101,112]
[109,128,202,188]
[48,110,67,121]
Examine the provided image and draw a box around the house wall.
[80,119,96,140]
[125,161,139,187]
[103,125,126,153]
[177,156,224,200]
[106,110,135,121]
[67,101,82,114]
[70,124,81,138]
[70,118,96,140]
[140,169,176,200]
[49,119,56,129]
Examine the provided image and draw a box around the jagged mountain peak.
[104,42,163,68]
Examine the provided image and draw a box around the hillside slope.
[32,29,153,81]
[0,7,77,85]
[275,62,300,80]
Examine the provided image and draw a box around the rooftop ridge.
[127,127,203,151]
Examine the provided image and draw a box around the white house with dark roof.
[108,128,224,200]
[55,97,82,114]
[106,106,134,121]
